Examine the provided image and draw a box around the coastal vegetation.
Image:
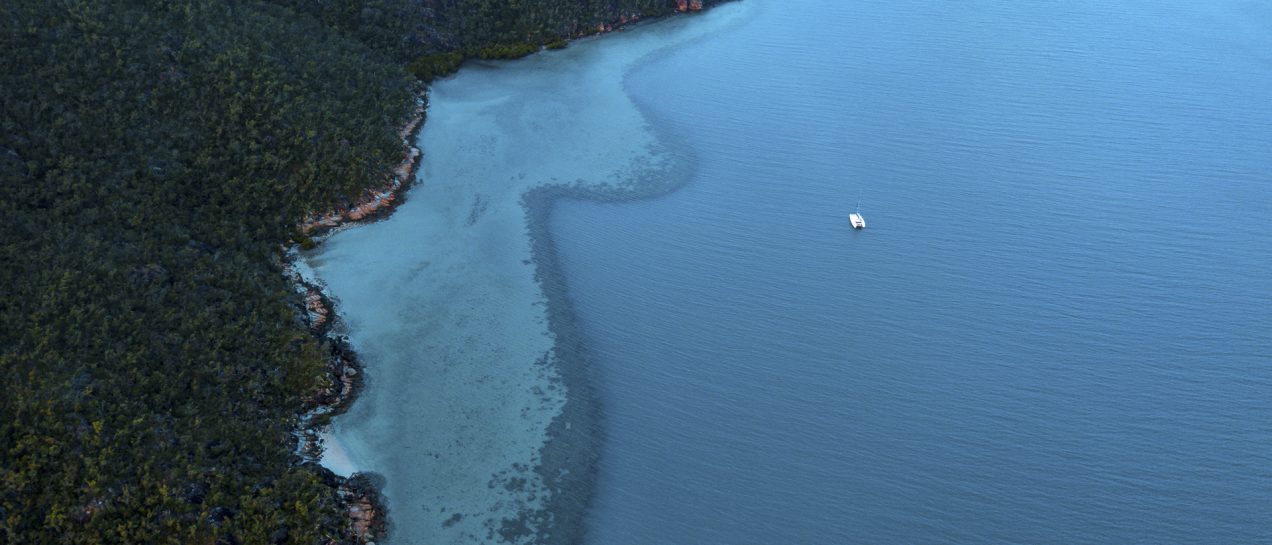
[1,1,412,543]
[0,0,718,543]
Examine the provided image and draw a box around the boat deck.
[849,213,866,229]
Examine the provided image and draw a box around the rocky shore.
[299,100,426,239]
[677,0,706,12]
[281,95,426,544]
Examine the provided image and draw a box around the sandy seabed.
[302,5,749,544]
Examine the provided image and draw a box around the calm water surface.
[552,0,1272,543]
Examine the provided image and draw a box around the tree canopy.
[1,1,411,543]
[1,0,720,543]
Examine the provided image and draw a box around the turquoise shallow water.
[304,10,742,543]
[552,0,1272,543]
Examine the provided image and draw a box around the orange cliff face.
[305,288,329,330]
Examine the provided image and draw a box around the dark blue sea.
[552,0,1272,543]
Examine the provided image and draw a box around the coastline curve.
[303,4,752,544]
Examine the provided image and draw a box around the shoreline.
[282,94,429,545]
[289,4,737,544]
[298,98,426,241]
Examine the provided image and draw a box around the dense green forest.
[1,1,412,543]
[1,0,718,543]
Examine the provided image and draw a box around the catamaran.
[849,198,865,229]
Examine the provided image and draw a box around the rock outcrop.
[341,473,387,544]
[300,100,425,236]
[286,97,427,545]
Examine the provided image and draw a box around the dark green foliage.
[0,0,411,543]
[407,52,465,83]
[302,0,729,79]
[264,0,435,61]
[432,0,699,53]
[1,0,723,542]
[434,0,732,61]
[473,42,544,60]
